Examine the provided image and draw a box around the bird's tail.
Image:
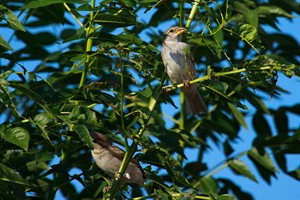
[183,85,207,114]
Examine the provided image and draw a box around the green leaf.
[274,110,288,135]
[245,8,258,28]
[229,160,257,182]
[0,5,25,32]
[217,194,235,200]
[6,10,26,32]
[197,176,218,195]
[188,37,222,57]
[94,13,137,27]
[213,29,224,47]
[23,0,88,9]
[1,127,30,151]
[207,81,229,94]
[32,113,53,143]
[253,112,271,136]
[9,82,57,122]
[243,89,270,113]
[228,103,248,129]
[238,24,259,44]
[0,79,20,118]
[248,148,277,172]
[0,35,13,51]
[258,6,293,18]
[205,82,245,108]
[34,113,52,126]
[208,110,239,138]
[69,106,98,125]
[288,168,300,181]
[238,24,260,53]
[74,124,93,149]
[0,163,34,186]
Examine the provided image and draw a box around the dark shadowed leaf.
[0,163,34,186]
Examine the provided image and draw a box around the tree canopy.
[0,0,299,199]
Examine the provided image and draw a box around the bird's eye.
[169,29,174,33]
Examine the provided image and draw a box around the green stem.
[206,151,248,177]
[69,0,95,133]
[63,3,84,27]
[162,66,274,91]
[179,0,184,27]
[176,92,185,177]
[60,3,95,198]
[78,0,95,90]
[119,50,129,148]
[106,76,165,199]
[186,0,201,30]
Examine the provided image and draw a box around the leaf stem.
[162,66,274,91]
[107,76,165,199]
[186,0,201,30]
[118,50,129,148]
[63,3,84,28]
[177,92,185,174]
[78,0,95,90]
[205,151,248,177]
[179,0,184,27]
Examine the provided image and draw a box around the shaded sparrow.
[161,26,207,114]
[90,131,144,186]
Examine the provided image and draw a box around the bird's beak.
[175,28,186,35]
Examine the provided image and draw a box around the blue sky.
[0,2,299,200]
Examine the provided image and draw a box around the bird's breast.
[162,42,190,84]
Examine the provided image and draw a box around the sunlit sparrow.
[161,26,207,114]
[90,131,144,186]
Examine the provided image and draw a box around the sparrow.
[161,26,207,114]
[90,131,144,186]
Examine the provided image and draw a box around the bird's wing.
[109,145,143,171]
[182,43,196,80]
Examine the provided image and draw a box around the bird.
[161,26,207,114]
[90,131,144,186]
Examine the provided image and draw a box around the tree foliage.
[0,0,299,199]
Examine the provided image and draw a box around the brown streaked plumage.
[90,131,144,185]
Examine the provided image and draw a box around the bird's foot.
[183,80,190,88]
[103,185,112,193]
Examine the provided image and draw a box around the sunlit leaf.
[94,13,137,27]
[248,148,277,172]
[23,0,88,9]
[229,160,257,182]
[258,6,293,18]
[228,103,248,129]
[217,194,235,200]
[197,176,218,195]
[1,127,30,151]
[74,123,93,149]
[0,35,13,51]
